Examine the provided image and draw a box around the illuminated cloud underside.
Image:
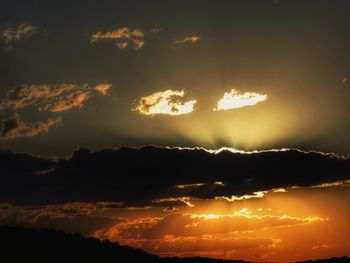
[133,90,197,116]
[214,89,268,111]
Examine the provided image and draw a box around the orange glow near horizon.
[2,184,349,262]
[89,185,350,262]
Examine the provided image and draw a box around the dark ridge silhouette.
[0,226,250,263]
[0,146,349,206]
[297,256,350,263]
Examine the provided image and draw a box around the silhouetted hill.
[0,227,249,263]
[297,256,350,263]
[1,227,348,263]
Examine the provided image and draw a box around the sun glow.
[133,90,197,116]
[188,208,327,222]
[214,89,267,111]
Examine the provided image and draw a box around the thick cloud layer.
[0,146,349,206]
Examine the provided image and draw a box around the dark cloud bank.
[0,146,349,206]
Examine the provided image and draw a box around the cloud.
[153,197,196,207]
[0,83,111,113]
[132,90,197,116]
[95,216,280,256]
[311,179,350,188]
[116,42,128,49]
[214,89,267,111]
[0,146,348,206]
[336,77,348,90]
[98,210,325,243]
[94,83,112,95]
[0,115,61,139]
[90,27,159,50]
[0,206,117,236]
[1,24,38,48]
[173,35,200,47]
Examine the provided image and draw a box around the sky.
[0,1,350,262]
[0,0,349,155]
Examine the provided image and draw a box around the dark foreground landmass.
[0,227,349,263]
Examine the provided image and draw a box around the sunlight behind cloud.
[133,90,197,116]
[214,89,267,111]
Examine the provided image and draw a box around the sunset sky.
[0,1,349,262]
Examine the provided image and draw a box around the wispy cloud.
[132,90,197,116]
[1,115,61,139]
[173,35,200,48]
[1,24,38,48]
[214,89,267,111]
[94,83,111,95]
[90,27,160,50]
[0,83,111,138]
[0,83,111,113]
[336,77,348,90]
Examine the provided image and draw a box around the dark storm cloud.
[0,146,349,206]
[1,115,61,139]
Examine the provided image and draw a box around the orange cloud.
[1,24,38,47]
[215,188,287,202]
[40,90,91,112]
[90,27,158,50]
[94,83,112,95]
[0,115,61,139]
[91,27,144,43]
[214,89,267,111]
[116,42,128,49]
[153,197,196,207]
[132,90,197,116]
[0,83,111,113]
[1,183,349,262]
[91,207,326,260]
[173,35,200,47]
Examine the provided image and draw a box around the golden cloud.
[153,197,195,207]
[92,208,326,258]
[215,188,286,202]
[40,90,91,113]
[1,115,61,139]
[1,24,38,45]
[116,42,128,49]
[90,27,158,50]
[0,83,111,113]
[94,83,112,95]
[214,89,267,111]
[188,208,326,223]
[132,90,197,116]
[173,35,200,47]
